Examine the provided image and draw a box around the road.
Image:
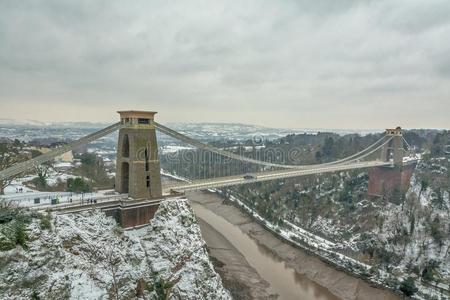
[163,160,391,193]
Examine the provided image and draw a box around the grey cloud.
[0,0,449,129]
[379,0,450,33]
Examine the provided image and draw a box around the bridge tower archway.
[115,111,162,199]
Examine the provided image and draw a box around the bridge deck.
[163,160,392,193]
[6,161,391,210]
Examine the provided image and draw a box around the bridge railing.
[27,193,128,211]
[1,191,128,210]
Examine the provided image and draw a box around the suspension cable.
[402,136,412,150]
[155,122,390,170]
[0,122,125,181]
[342,137,393,162]
[298,135,388,168]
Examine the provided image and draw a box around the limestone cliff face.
[0,198,231,300]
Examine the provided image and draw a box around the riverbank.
[188,190,402,300]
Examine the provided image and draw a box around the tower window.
[122,134,130,157]
[145,148,149,171]
[138,118,150,124]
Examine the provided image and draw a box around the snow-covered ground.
[2,170,79,196]
[376,174,450,299]
[0,198,231,299]
[3,175,37,194]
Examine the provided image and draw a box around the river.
[192,200,339,300]
[186,190,402,300]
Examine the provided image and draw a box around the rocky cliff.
[0,198,231,300]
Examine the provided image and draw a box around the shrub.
[30,291,40,300]
[0,210,15,224]
[399,277,418,297]
[0,220,28,251]
[0,205,20,224]
[422,260,440,282]
[39,213,52,231]
[0,226,16,251]
[430,216,443,243]
[15,221,28,249]
[0,207,31,251]
[66,177,91,193]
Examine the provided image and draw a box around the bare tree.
[87,243,124,300]
[33,161,53,190]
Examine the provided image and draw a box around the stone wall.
[104,203,160,228]
[368,164,415,198]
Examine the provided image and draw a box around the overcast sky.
[0,0,449,129]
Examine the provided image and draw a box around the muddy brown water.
[191,199,340,300]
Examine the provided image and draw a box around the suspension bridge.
[0,111,416,227]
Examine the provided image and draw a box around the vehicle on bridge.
[243,174,257,180]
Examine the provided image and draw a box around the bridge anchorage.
[0,110,417,228]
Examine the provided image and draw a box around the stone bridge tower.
[115,111,162,199]
[380,127,404,167]
[368,127,415,201]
